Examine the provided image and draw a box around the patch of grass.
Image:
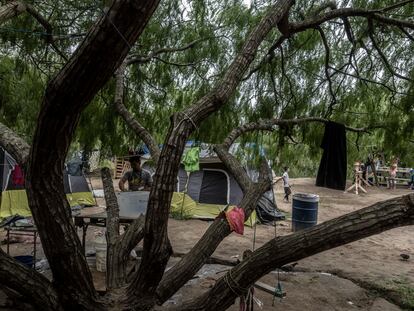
[384,278,414,309]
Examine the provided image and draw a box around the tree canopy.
[0,0,413,170]
[0,1,413,310]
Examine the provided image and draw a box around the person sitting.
[119,156,152,192]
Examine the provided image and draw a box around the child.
[276,167,291,202]
[388,163,397,190]
[282,167,292,202]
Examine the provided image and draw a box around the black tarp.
[316,121,347,190]
[256,194,285,224]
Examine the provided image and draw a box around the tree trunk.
[126,117,194,306]
[0,249,62,311]
[175,194,414,311]
[0,122,30,166]
[156,180,269,304]
[102,167,123,289]
[25,1,160,309]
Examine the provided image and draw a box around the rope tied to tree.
[223,269,250,297]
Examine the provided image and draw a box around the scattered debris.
[400,253,410,261]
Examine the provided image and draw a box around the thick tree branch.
[156,166,270,304]
[25,1,160,308]
[185,0,295,124]
[101,167,122,289]
[224,117,375,147]
[0,122,30,166]
[0,249,62,310]
[176,194,414,311]
[289,8,414,33]
[244,3,414,84]
[113,63,161,163]
[213,144,252,191]
[126,1,295,304]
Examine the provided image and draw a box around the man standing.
[119,156,152,191]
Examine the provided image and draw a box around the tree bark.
[25,1,160,309]
[126,117,193,306]
[126,2,294,304]
[156,153,271,304]
[185,0,295,125]
[101,167,146,290]
[0,122,30,166]
[0,249,62,311]
[102,167,123,289]
[114,63,161,163]
[175,194,414,311]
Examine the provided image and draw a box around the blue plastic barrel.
[292,193,319,232]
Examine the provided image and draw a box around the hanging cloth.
[11,165,25,188]
[316,121,347,190]
[182,147,200,172]
[225,207,245,235]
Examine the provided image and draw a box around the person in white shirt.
[276,166,291,202]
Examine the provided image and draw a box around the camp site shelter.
[140,143,283,224]
[0,146,95,219]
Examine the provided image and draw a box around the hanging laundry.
[11,165,25,187]
[316,121,347,190]
[182,147,200,172]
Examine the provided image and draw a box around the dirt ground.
[1,177,413,310]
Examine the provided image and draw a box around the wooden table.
[73,212,138,252]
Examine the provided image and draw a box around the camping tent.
[0,146,95,219]
[141,143,283,224]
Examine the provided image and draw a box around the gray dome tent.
[141,143,284,223]
[0,146,95,219]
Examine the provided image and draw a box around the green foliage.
[0,0,413,171]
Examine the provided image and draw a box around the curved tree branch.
[126,1,296,305]
[185,0,296,124]
[176,193,414,311]
[113,63,161,163]
[289,8,414,33]
[156,156,271,304]
[0,122,30,166]
[223,117,378,147]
